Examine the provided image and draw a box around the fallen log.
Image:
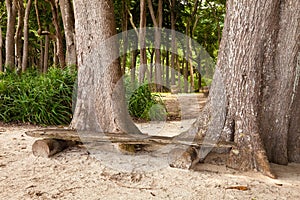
[32,139,78,158]
[26,129,236,164]
[26,128,236,148]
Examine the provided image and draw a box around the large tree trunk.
[59,0,76,66]
[21,0,33,72]
[258,0,300,164]
[181,0,299,178]
[5,0,17,69]
[71,0,141,134]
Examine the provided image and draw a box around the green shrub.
[0,69,165,124]
[127,84,166,121]
[0,67,77,125]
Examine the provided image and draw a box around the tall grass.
[0,69,166,125]
[0,67,77,125]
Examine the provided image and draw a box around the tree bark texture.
[21,0,33,72]
[15,0,24,71]
[0,26,3,72]
[59,0,77,66]
[71,0,141,134]
[32,139,77,158]
[5,0,17,69]
[48,0,66,68]
[147,0,163,92]
[121,0,128,74]
[138,0,147,84]
[170,0,176,86]
[183,0,299,177]
[43,30,50,73]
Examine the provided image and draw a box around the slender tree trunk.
[47,0,66,68]
[166,50,170,89]
[130,49,137,89]
[183,57,188,93]
[0,26,3,72]
[43,30,50,73]
[148,0,163,92]
[197,54,202,91]
[121,0,128,74]
[5,0,17,69]
[162,52,165,85]
[149,48,155,82]
[39,39,43,71]
[15,0,24,71]
[188,38,194,92]
[21,0,33,72]
[58,0,76,66]
[138,0,147,84]
[53,41,58,66]
[170,0,176,86]
[71,0,141,134]
[177,55,181,93]
[185,22,192,93]
[187,0,199,92]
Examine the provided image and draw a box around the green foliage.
[201,77,212,86]
[127,84,166,121]
[0,67,77,125]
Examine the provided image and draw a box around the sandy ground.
[1,123,300,200]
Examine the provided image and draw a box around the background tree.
[138,0,147,84]
[21,0,33,72]
[15,0,24,71]
[147,0,163,91]
[58,0,76,66]
[5,0,17,69]
[46,0,65,68]
[0,26,2,71]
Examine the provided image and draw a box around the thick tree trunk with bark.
[59,0,76,66]
[21,0,33,72]
[5,0,17,69]
[71,0,141,134]
[180,0,299,177]
[258,0,300,164]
